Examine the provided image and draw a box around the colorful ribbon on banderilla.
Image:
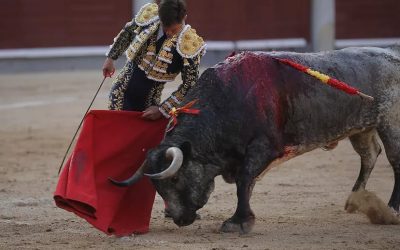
[166,99,200,132]
[275,58,374,101]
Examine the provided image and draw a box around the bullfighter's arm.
[159,56,201,118]
[106,20,138,60]
[107,3,159,60]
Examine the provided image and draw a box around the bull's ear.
[180,141,192,158]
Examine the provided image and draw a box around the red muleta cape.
[54,110,168,236]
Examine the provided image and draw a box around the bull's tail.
[275,58,374,101]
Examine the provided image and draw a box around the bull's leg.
[220,137,278,234]
[377,126,400,212]
[220,176,256,234]
[348,129,381,192]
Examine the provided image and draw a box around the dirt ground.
[1,70,400,250]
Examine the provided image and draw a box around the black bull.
[112,46,400,234]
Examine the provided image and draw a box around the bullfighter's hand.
[102,58,115,78]
[142,106,163,120]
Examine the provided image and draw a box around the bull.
[111,45,400,234]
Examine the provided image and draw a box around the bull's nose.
[174,214,196,227]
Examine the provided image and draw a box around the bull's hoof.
[389,207,400,217]
[219,216,255,234]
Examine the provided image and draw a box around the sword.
[57,74,111,175]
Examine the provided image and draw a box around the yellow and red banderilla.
[275,58,374,101]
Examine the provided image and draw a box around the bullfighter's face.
[161,17,187,38]
[147,144,216,226]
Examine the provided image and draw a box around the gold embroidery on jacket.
[136,32,180,82]
[135,3,159,27]
[126,21,159,62]
[176,25,206,59]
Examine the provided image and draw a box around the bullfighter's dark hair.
[158,0,187,26]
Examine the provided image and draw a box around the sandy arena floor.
[1,70,399,249]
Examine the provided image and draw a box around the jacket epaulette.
[176,25,206,59]
[134,3,159,27]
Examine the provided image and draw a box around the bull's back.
[211,47,400,146]
[270,46,400,96]
[268,46,400,146]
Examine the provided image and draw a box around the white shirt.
[156,27,164,41]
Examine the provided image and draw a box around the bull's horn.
[145,147,183,179]
[108,160,147,187]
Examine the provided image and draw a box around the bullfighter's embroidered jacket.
[106,3,206,117]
